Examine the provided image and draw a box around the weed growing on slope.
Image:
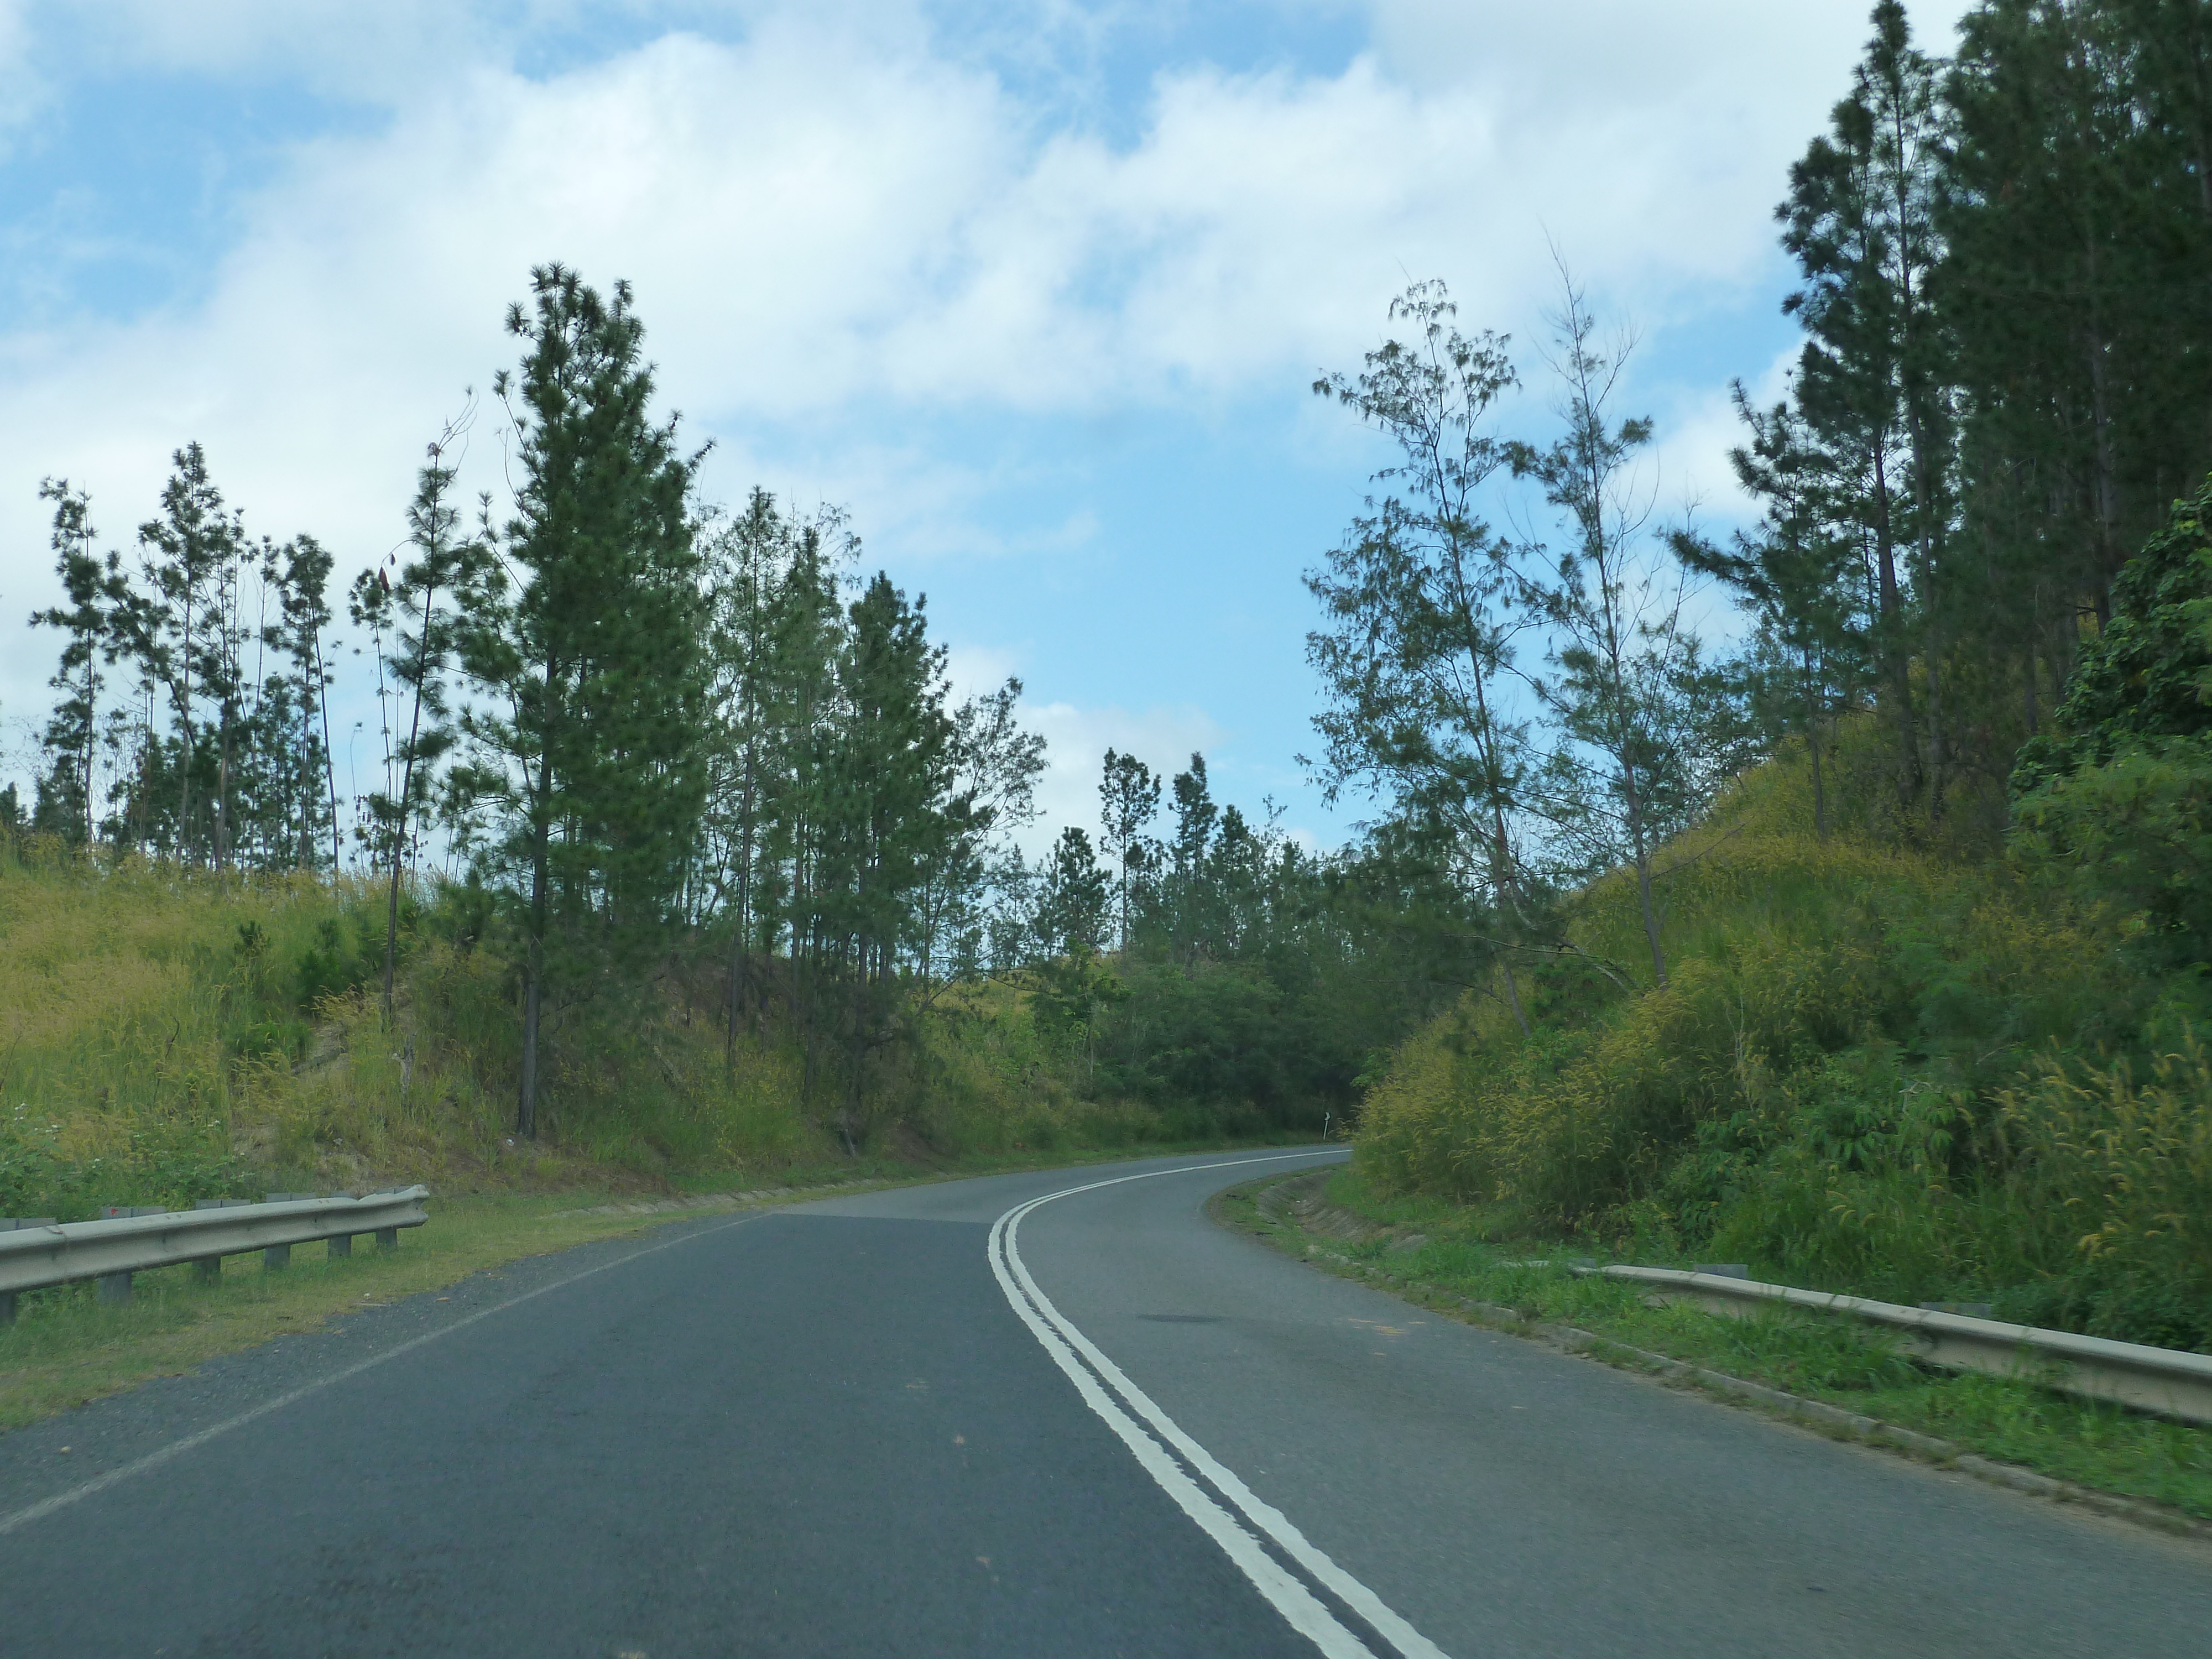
[1351,722,2212,1350]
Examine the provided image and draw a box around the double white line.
[988,1154,1450,1659]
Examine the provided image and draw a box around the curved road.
[1,1147,2206,1655]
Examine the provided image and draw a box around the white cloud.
[0,1,47,153]
[0,0,1982,805]
[36,0,548,97]
[1018,697,1223,856]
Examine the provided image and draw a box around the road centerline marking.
[988,1150,1451,1659]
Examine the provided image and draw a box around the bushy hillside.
[0,846,1275,1222]
[1355,509,2212,1350]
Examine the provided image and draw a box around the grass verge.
[1215,1164,2212,1527]
[0,1137,1303,1436]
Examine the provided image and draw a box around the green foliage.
[2018,474,2212,765]
[451,264,709,1137]
[294,911,379,1009]
[1356,448,2212,1353]
[2011,476,2212,972]
[1986,1040,2212,1349]
[2012,736,2212,971]
[0,1108,244,1222]
[1349,715,2212,1347]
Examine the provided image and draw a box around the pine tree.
[268,534,341,872]
[29,480,127,844]
[454,267,706,1140]
[1035,826,1109,957]
[1676,383,1874,839]
[1781,1,1951,812]
[1098,749,1160,953]
[355,416,489,1021]
[698,488,797,1065]
[131,444,248,863]
[1166,754,1218,967]
[1944,0,2212,689]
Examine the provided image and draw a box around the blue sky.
[0,0,1975,854]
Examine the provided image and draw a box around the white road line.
[0,1210,767,1538]
[988,1151,1452,1659]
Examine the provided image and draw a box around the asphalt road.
[1,1146,2207,1656]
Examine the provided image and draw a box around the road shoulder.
[1212,1167,2212,1550]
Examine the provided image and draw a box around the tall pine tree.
[455,267,707,1139]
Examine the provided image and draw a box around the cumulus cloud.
[0,0,1976,817]
[1019,697,1225,857]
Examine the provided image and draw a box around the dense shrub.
[1353,716,2212,1346]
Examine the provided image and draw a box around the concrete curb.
[1230,1172,2212,1547]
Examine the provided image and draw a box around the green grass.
[1219,1165,2212,1524]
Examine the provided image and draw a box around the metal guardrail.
[1577,1263,2212,1425]
[0,1187,430,1321]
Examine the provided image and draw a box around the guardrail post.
[373,1227,399,1251]
[93,1208,164,1307]
[328,1234,352,1259]
[93,1212,158,1310]
[191,1199,248,1282]
[2,1220,56,1321]
[262,1193,312,1270]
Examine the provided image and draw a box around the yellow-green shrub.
[1348,729,2197,1340]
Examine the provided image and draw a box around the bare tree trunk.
[1806,645,1828,842]
[313,624,341,870]
[725,931,744,1076]
[1871,446,1921,809]
[2086,320,2122,602]
[517,812,550,1140]
[1925,641,1947,826]
[176,594,195,859]
[81,655,98,847]
[1486,808,1532,1037]
[382,855,406,1030]
[1499,961,1530,1035]
[383,579,439,1027]
[518,968,541,1141]
[1621,764,1666,987]
[215,706,233,869]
